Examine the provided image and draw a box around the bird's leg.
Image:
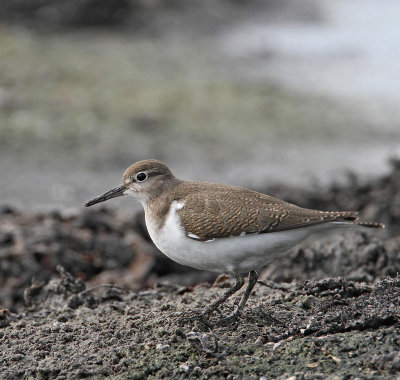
[217,270,258,325]
[236,270,258,314]
[202,273,245,318]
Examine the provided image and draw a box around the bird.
[85,159,384,322]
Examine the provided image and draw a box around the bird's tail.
[353,221,385,229]
[331,211,385,229]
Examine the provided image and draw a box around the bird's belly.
[154,231,310,273]
[145,208,319,274]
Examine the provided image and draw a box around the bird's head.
[85,159,177,207]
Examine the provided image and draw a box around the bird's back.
[165,181,375,241]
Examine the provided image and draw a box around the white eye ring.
[135,172,148,182]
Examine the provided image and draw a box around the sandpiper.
[85,160,384,322]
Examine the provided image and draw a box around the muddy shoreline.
[1,160,400,378]
[1,269,400,379]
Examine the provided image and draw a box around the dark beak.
[85,185,126,207]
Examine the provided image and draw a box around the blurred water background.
[0,0,399,211]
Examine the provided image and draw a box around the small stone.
[284,292,295,302]
[57,313,71,323]
[301,295,319,309]
[156,344,170,352]
[67,294,83,309]
[0,309,10,327]
[255,336,266,345]
[179,362,193,372]
[52,322,62,332]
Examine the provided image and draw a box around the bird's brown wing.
[175,184,358,241]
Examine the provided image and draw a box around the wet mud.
[1,160,400,378]
[1,269,400,379]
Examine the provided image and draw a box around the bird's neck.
[143,178,182,229]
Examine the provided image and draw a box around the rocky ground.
[1,160,400,379]
[1,269,400,379]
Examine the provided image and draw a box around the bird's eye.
[135,172,148,182]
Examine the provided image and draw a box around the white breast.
[145,201,351,274]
